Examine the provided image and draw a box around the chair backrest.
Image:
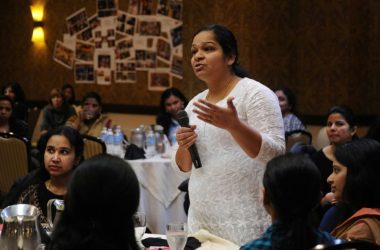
[82,134,106,160]
[0,132,30,194]
[311,239,380,250]
[285,130,312,153]
[31,109,44,148]
[315,126,330,150]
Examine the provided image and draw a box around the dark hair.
[366,115,380,143]
[264,154,322,250]
[81,91,102,106]
[194,24,250,78]
[0,95,14,109]
[2,82,26,103]
[156,88,188,136]
[48,154,140,250]
[327,106,356,129]
[334,138,380,210]
[274,86,297,112]
[1,126,84,208]
[61,83,76,105]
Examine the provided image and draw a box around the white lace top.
[173,77,285,245]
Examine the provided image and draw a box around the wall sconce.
[30,4,45,43]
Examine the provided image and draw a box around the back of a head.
[264,154,322,250]
[49,154,140,250]
[335,138,380,209]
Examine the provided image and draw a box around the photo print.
[139,0,155,15]
[96,68,112,85]
[115,38,133,60]
[148,71,171,91]
[156,38,171,62]
[139,20,161,36]
[97,0,118,17]
[66,8,89,35]
[115,60,137,83]
[75,63,95,83]
[116,12,136,35]
[53,41,74,69]
[75,40,95,62]
[171,55,183,78]
[170,25,182,47]
[77,27,93,41]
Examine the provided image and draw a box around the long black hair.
[194,24,251,78]
[156,87,188,136]
[1,126,83,208]
[335,138,380,210]
[48,154,140,250]
[264,154,322,250]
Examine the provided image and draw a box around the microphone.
[176,110,202,168]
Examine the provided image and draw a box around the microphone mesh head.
[176,110,189,126]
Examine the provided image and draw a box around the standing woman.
[174,24,285,245]
[1,126,84,231]
[156,87,188,145]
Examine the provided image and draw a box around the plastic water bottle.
[113,125,124,158]
[99,127,107,142]
[145,128,156,158]
[105,128,114,155]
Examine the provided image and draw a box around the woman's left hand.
[193,96,238,130]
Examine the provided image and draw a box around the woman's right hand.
[176,125,197,150]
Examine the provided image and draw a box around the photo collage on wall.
[53,0,183,90]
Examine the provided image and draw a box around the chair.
[0,132,30,194]
[82,134,106,160]
[315,126,330,150]
[311,239,380,250]
[285,129,312,153]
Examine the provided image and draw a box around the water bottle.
[99,126,107,142]
[114,125,125,158]
[154,125,165,154]
[145,128,156,158]
[105,128,114,155]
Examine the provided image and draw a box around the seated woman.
[1,126,84,232]
[311,106,358,203]
[40,88,76,135]
[47,154,140,250]
[68,91,111,137]
[2,81,28,122]
[0,95,28,139]
[240,154,336,250]
[274,86,305,133]
[326,138,380,244]
[156,87,188,145]
[61,83,80,114]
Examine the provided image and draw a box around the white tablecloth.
[127,155,188,234]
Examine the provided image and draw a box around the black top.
[311,149,333,195]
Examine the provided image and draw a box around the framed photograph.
[96,68,112,85]
[74,63,95,83]
[156,38,171,61]
[53,41,74,69]
[75,40,95,62]
[139,0,155,15]
[148,70,171,91]
[66,8,89,35]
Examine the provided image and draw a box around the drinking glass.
[133,212,146,249]
[166,223,187,250]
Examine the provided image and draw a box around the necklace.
[206,76,236,103]
[45,180,66,195]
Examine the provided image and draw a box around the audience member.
[156,87,188,145]
[326,138,380,244]
[0,95,28,139]
[174,24,285,245]
[61,83,80,113]
[2,81,28,121]
[1,126,83,232]
[40,88,76,135]
[311,106,358,199]
[241,154,336,250]
[47,154,140,250]
[274,86,305,133]
[68,91,111,137]
[366,115,380,143]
